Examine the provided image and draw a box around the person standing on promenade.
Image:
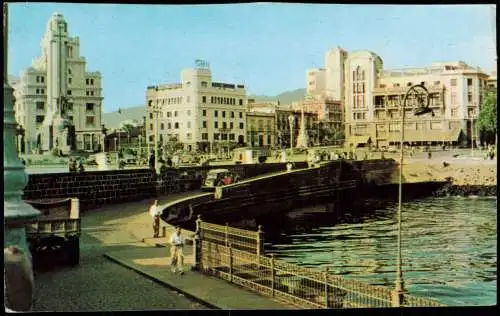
[149,200,161,238]
[170,226,185,274]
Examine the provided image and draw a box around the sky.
[8,3,497,113]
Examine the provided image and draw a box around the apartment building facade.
[343,50,490,148]
[306,68,327,97]
[246,110,276,148]
[13,13,103,154]
[145,62,248,153]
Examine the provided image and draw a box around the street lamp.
[288,113,295,157]
[152,100,161,175]
[4,4,40,311]
[469,113,476,157]
[393,83,432,307]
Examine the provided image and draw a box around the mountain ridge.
[102,88,306,129]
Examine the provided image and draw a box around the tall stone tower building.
[324,47,348,101]
[13,12,103,154]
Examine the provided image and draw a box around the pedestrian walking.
[149,200,161,238]
[170,226,185,274]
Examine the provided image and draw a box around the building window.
[36,88,40,94]
[239,112,243,118]
[239,122,244,129]
[214,122,218,129]
[67,90,72,96]
[213,133,220,140]
[434,81,440,85]
[174,111,178,117]
[229,134,235,141]
[86,91,89,96]
[90,79,94,85]
[202,109,207,116]
[68,115,73,122]
[68,77,72,85]
[86,116,95,126]
[222,111,226,118]
[150,124,153,131]
[35,115,44,124]
[149,113,153,119]
[211,96,214,103]
[451,79,457,86]
[214,110,218,117]
[187,133,192,140]
[86,103,94,112]
[239,99,243,105]
[161,123,165,130]
[68,69,72,75]
[174,122,179,129]
[231,111,235,118]
[467,78,473,86]
[36,101,44,110]
[222,122,227,129]
[202,133,208,140]
[221,133,228,141]
[202,96,206,103]
[467,93,473,103]
[167,112,171,117]
[230,122,233,129]
[67,103,73,111]
[36,76,40,83]
[203,121,207,128]
[201,81,208,88]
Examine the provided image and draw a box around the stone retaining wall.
[23,169,158,210]
[22,163,305,211]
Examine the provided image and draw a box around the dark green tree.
[477,92,497,145]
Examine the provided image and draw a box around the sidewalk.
[104,242,291,310]
[88,193,291,310]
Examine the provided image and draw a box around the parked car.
[201,168,240,191]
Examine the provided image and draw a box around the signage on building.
[195,59,210,69]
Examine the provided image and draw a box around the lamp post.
[470,113,476,157]
[288,113,294,157]
[152,101,161,174]
[393,83,432,307]
[4,3,40,311]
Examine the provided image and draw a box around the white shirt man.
[170,227,185,274]
[149,200,161,238]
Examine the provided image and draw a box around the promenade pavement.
[32,191,291,311]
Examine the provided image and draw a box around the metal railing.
[197,216,264,255]
[194,220,446,308]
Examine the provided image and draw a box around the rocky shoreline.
[432,183,497,197]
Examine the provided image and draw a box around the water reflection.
[267,197,497,306]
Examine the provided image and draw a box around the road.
[31,197,210,312]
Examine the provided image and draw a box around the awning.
[346,135,372,148]
[387,128,462,143]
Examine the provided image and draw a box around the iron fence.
[195,221,446,309]
[197,217,264,255]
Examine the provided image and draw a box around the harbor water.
[266,196,497,306]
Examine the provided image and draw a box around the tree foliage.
[477,92,497,133]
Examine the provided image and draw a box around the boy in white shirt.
[149,200,161,238]
[170,226,185,274]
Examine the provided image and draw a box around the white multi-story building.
[145,61,247,153]
[306,68,326,97]
[342,50,490,148]
[13,12,103,154]
[324,47,348,101]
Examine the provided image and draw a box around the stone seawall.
[22,163,304,211]
[23,169,158,210]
